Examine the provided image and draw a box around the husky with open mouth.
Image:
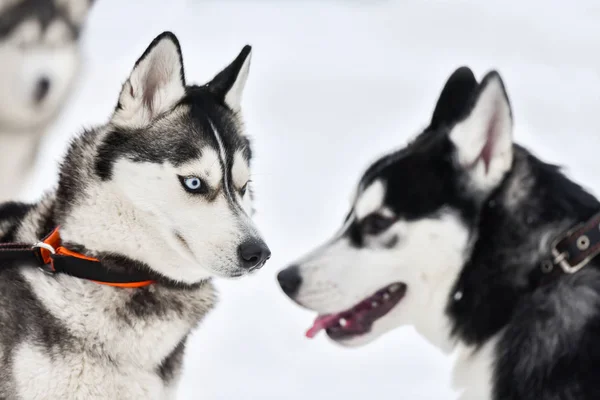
[0,32,270,399]
[278,67,600,399]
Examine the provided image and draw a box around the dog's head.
[59,32,269,284]
[278,68,514,347]
[0,0,93,131]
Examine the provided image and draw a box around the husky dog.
[0,0,94,201]
[278,67,600,399]
[0,31,270,399]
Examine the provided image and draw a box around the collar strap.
[0,227,154,288]
[531,212,600,287]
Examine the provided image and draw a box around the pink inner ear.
[478,108,500,174]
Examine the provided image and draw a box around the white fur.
[231,150,250,189]
[12,263,212,400]
[450,75,513,193]
[452,339,497,400]
[232,149,252,213]
[113,37,185,129]
[224,50,251,111]
[354,180,384,219]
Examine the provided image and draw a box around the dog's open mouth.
[305,282,407,340]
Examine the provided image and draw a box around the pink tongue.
[305,314,340,339]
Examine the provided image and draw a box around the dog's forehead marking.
[355,180,385,219]
[207,118,235,200]
[231,150,249,188]
[198,147,222,188]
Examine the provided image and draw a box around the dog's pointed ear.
[429,66,478,131]
[449,71,513,192]
[206,45,252,112]
[112,32,186,128]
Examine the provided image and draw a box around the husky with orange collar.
[0,32,270,399]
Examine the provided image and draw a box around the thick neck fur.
[447,145,600,346]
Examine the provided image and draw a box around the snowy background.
[21,0,600,398]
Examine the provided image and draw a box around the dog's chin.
[303,282,408,344]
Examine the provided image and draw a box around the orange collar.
[0,227,154,288]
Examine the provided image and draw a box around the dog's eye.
[240,183,248,197]
[361,213,395,235]
[179,175,206,194]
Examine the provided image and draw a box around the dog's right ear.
[112,32,186,129]
[429,67,478,131]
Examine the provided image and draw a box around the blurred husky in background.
[0,0,94,201]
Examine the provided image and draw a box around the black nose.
[277,265,302,297]
[238,240,271,270]
[34,77,51,103]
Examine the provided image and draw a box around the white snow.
[21,0,600,398]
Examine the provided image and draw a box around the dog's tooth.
[383,293,390,301]
[339,318,348,327]
[371,301,378,308]
[389,284,401,293]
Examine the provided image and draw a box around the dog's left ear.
[429,66,478,131]
[206,46,252,112]
[449,71,513,193]
[112,32,186,128]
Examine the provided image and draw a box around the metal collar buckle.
[32,242,55,274]
[550,224,589,274]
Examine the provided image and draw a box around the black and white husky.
[0,0,93,201]
[278,67,600,399]
[0,32,270,399]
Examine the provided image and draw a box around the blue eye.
[179,175,205,194]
